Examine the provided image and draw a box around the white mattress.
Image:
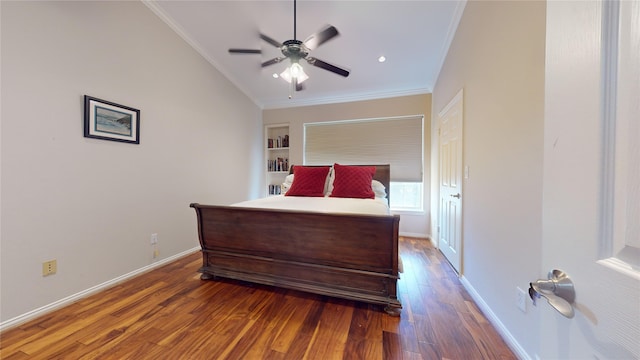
[232,195,391,216]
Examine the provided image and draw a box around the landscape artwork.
[84,95,140,144]
[95,106,132,136]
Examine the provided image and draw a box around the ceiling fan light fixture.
[280,63,309,84]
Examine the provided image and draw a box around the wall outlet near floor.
[42,260,57,276]
[516,286,527,313]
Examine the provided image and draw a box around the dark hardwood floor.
[0,237,517,359]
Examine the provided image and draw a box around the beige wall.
[264,94,432,238]
[431,1,545,357]
[1,1,262,324]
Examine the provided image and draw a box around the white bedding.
[232,195,391,216]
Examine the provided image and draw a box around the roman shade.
[304,116,423,182]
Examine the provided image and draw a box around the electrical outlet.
[150,233,158,245]
[42,260,57,276]
[516,286,527,313]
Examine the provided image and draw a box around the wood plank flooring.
[0,237,517,359]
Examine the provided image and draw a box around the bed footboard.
[190,203,401,315]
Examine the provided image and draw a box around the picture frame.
[84,95,140,144]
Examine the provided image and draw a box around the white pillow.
[325,168,335,196]
[281,174,294,193]
[323,166,333,196]
[372,180,387,199]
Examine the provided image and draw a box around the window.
[304,116,424,212]
[389,182,423,211]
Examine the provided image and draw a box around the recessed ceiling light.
[378,56,386,63]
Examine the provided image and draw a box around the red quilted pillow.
[285,166,331,197]
[329,164,376,199]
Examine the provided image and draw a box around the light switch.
[464,165,469,179]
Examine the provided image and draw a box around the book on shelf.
[268,184,282,195]
[267,135,289,149]
[267,157,289,172]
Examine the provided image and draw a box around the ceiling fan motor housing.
[282,40,309,60]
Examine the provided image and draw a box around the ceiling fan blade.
[260,33,283,48]
[303,25,339,50]
[228,49,261,54]
[306,57,350,77]
[261,57,285,67]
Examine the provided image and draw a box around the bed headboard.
[289,164,391,202]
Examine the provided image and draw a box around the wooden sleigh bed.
[190,164,402,315]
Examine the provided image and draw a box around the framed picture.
[84,95,140,144]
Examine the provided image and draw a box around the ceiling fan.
[228,0,350,95]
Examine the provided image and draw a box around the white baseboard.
[399,231,430,239]
[0,246,200,332]
[459,275,530,360]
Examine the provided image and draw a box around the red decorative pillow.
[285,166,331,197]
[329,164,376,199]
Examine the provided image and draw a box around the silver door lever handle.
[451,193,461,198]
[529,269,576,318]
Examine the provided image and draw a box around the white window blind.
[304,116,423,182]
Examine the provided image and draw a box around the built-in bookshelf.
[265,124,289,196]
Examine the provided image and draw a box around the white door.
[540,1,639,358]
[438,90,463,273]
